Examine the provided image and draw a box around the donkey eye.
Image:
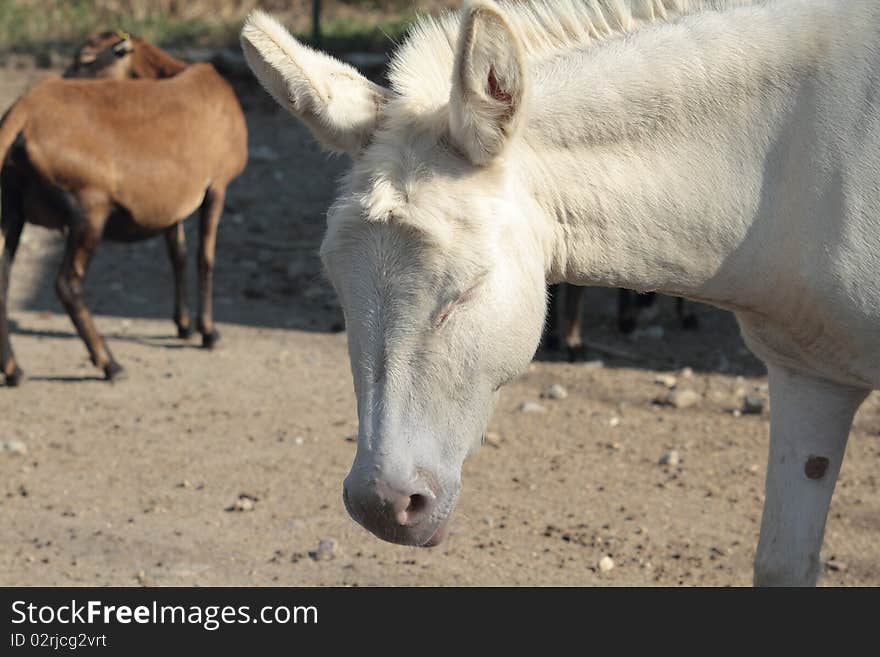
[433,279,485,329]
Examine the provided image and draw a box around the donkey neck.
[521,0,834,311]
[131,39,188,78]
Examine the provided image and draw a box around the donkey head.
[242,1,549,546]
[65,30,136,79]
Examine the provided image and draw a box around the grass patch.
[0,1,425,57]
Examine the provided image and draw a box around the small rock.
[654,374,677,388]
[742,394,765,415]
[136,570,157,587]
[581,359,604,370]
[732,409,742,418]
[680,367,694,379]
[310,538,340,562]
[484,432,502,447]
[608,416,621,428]
[226,494,257,512]
[294,436,305,446]
[543,384,568,400]
[1,440,28,456]
[824,558,848,573]
[659,450,681,467]
[598,555,615,572]
[665,389,700,409]
[520,402,547,414]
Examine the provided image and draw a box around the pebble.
[310,539,340,562]
[227,495,257,512]
[484,432,502,447]
[1,440,28,456]
[659,450,681,467]
[598,556,615,572]
[742,394,765,415]
[608,416,621,428]
[294,437,305,446]
[665,388,700,409]
[581,359,604,370]
[543,384,568,400]
[654,374,678,388]
[680,367,694,379]
[520,402,547,414]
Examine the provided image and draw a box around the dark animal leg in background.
[618,289,639,334]
[55,197,122,380]
[544,284,561,350]
[197,185,225,349]
[560,284,586,362]
[677,297,699,330]
[0,169,25,386]
[164,222,192,339]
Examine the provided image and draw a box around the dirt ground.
[1,56,878,587]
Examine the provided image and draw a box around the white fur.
[242,0,879,585]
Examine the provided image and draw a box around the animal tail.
[0,100,27,165]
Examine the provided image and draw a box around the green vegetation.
[0,1,426,57]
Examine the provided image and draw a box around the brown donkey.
[0,34,247,384]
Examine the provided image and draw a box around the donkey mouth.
[421,518,451,547]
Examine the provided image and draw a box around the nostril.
[395,492,432,526]
[407,494,429,516]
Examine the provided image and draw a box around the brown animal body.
[0,35,247,384]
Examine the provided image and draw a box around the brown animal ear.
[113,39,134,57]
[450,0,527,166]
[241,11,393,155]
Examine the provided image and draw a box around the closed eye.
[432,278,485,329]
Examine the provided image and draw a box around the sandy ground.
[0,57,878,587]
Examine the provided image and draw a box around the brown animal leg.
[164,222,192,339]
[560,284,586,362]
[55,198,122,380]
[197,186,224,349]
[0,169,25,386]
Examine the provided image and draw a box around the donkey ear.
[241,11,393,155]
[450,0,526,166]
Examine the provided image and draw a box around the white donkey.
[242,0,880,586]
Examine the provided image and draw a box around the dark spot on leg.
[804,455,830,480]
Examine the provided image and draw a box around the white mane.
[388,0,762,115]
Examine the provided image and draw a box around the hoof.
[202,330,220,350]
[104,361,126,382]
[618,317,637,334]
[681,315,700,331]
[177,324,194,340]
[5,366,25,387]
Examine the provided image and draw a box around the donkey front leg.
[197,185,225,349]
[56,200,123,381]
[754,366,868,586]
[164,222,192,339]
